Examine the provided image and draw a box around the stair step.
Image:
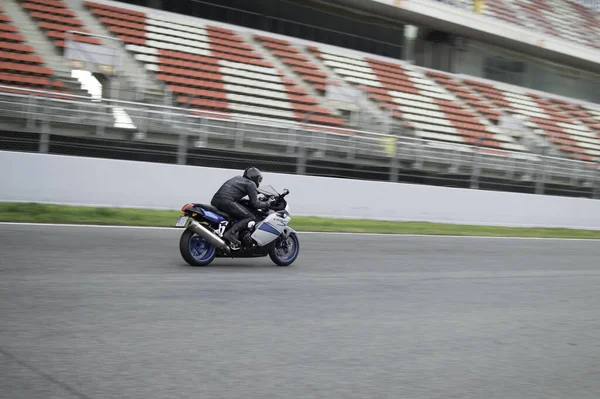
[2,0,78,91]
[63,0,163,95]
[247,33,346,121]
[299,45,399,132]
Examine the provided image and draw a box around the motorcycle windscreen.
[258,185,279,197]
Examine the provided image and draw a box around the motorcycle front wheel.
[269,233,299,266]
[179,229,217,266]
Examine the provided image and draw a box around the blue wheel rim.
[189,234,215,262]
[274,234,298,262]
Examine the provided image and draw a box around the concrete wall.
[2,150,600,229]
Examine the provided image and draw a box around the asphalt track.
[1,224,600,399]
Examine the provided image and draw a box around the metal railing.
[0,86,598,198]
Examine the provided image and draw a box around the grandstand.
[0,0,599,198]
[0,3,66,94]
[446,0,600,51]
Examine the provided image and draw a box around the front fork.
[276,235,289,250]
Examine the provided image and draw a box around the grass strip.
[1,202,599,239]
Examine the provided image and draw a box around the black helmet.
[243,167,263,187]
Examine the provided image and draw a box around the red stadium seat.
[0,41,35,53]
[0,7,75,96]
[0,62,52,75]
[29,11,83,26]
[99,17,146,31]
[0,51,43,64]
[0,32,26,43]
[29,0,69,8]
[0,23,18,32]
[23,3,75,17]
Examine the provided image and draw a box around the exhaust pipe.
[188,220,228,249]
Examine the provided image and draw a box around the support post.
[296,145,307,175]
[177,133,187,165]
[594,162,600,200]
[39,124,50,154]
[470,150,480,189]
[390,139,399,183]
[535,147,548,195]
[235,122,244,150]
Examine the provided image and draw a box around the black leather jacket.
[211,176,269,209]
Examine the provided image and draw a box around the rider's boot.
[224,228,241,247]
[224,218,251,247]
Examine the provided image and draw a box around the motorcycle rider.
[211,167,272,247]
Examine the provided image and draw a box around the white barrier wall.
[2,150,600,229]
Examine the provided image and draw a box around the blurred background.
[0,0,599,199]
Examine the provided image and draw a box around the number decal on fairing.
[216,222,227,237]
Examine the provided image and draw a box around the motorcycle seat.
[195,204,232,221]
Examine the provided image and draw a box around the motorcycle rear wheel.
[179,229,217,266]
[269,233,299,266]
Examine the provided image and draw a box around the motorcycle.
[175,185,299,267]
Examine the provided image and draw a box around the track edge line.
[0,222,598,241]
